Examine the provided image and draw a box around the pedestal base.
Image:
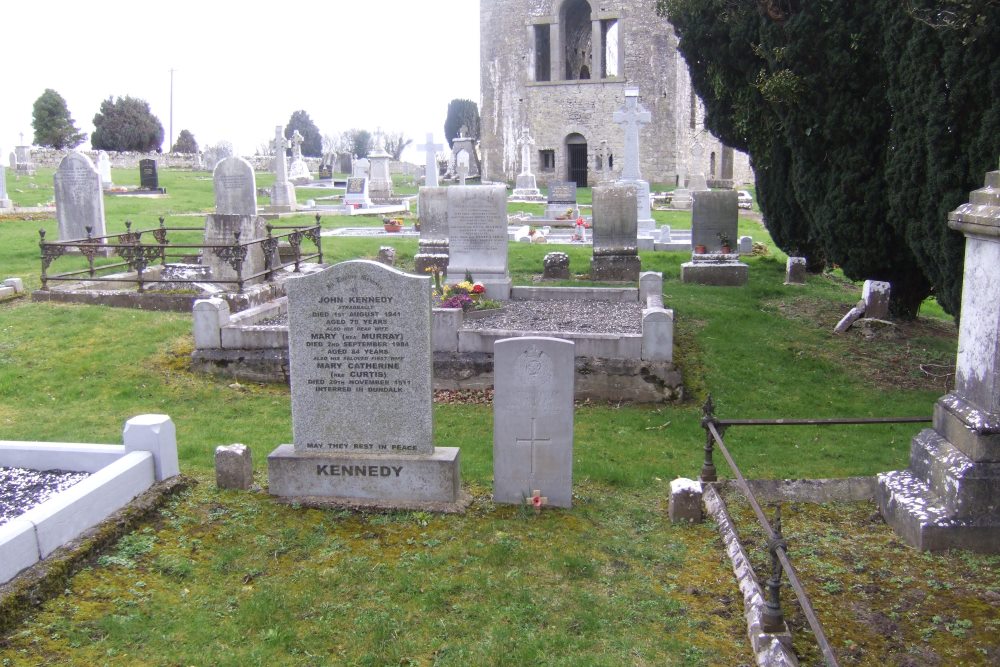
[590,255,641,282]
[680,259,748,286]
[267,444,463,510]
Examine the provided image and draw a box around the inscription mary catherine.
[286,260,433,455]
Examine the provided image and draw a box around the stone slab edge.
[702,485,799,667]
[716,477,878,504]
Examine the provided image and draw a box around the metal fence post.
[762,504,787,633]
[700,395,718,482]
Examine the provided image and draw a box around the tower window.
[534,25,551,82]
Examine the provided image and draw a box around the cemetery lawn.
[1,172,986,665]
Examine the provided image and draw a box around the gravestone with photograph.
[344,177,371,209]
[590,184,641,282]
[267,260,464,509]
[445,184,511,299]
[53,151,106,241]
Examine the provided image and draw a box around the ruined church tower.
[479,0,751,188]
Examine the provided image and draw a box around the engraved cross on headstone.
[417,133,443,187]
[613,88,651,181]
[517,128,535,176]
[515,417,551,478]
[273,126,289,183]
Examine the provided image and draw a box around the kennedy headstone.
[139,158,159,190]
[445,184,511,298]
[213,156,257,215]
[267,260,462,507]
[590,184,640,282]
[493,336,574,508]
[53,151,106,241]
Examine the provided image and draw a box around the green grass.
[0,169,965,665]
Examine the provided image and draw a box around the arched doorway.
[566,133,588,187]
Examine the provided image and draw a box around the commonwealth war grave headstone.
[53,151,106,241]
[268,260,463,508]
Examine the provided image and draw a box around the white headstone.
[456,150,470,185]
[97,151,112,188]
[0,161,10,208]
[613,88,654,230]
[417,133,443,187]
[493,336,574,508]
[512,128,542,197]
[53,151,106,241]
[213,156,257,216]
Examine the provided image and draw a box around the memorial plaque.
[139,158,158,189]
[346,177,366,194]
[53,151,106,241]
[547,181,577,204]
[445,184,508,277]
[286,260,433,455]
[213,156,257,215]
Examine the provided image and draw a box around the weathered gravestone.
[267,260,463,509]
[7,151,14,171]
[546,181,578,219]
[878,161,1000,553]
[215,444,253,490]
[493,336,574,508]
[139,158,159,190]
[785,257,807,285]
[681,190,748,286]
[207,157,266,285]
[414,186,449,274]
[14,145,34,175]
[352,157,370,179]
[97,151,113,189]
[368,145,393,200]
[53,151,106,241]
[445,184,511,299]
[590,184,640,282]
[287,130,311,185]
[213,156,257,216]
[862,280,891,319]
[512,127,543,199]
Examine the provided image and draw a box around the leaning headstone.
[53,151,106,241]
[834,300,867,334]
[878,161,1000,552]
[215,444,254,490]
[267,260,463,508]
[590,184,641,282]
[213,156,258,215]
[613,88,655,232]
[493,336,574,508]
[785,257,807,285]
[543,252,570,280]
[414,186,450,274]
[446,184,511,298]
[546,181,578,219]
[139,158,159,190]
[97,151,113,189]
[681,190,748,286]
[862,280,891,319]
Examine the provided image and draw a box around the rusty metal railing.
[699,395,933,667]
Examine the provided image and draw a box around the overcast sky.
[1,0,480,163]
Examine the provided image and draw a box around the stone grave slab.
[54,151,106,241]
[445,185,511,298]
[213,156,257,216]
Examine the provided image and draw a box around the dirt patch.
[766,295,957,393]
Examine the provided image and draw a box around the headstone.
[318,153,334,180]
[139,158,159,190]
[377,246,396,266]
[344,177,371,209]
[862,280,891,319]
[202,214,268,286]
[7,151,14,171]
[493,336,574,508]
[270,126,297,213]
[53,151,106,241]
[213,156,258,216]
[681,190,748,286]
[267,260,463,508]
[215,444,254,490]
[878,161,1000,552]
[613,88,655,232]
[287,130,311,185]
[594,139,613,184]
[97,151,113,189]
[542,252,570,280]
[414,186,450,274]
[546,181,578,219]
[352,157,370,179]
[785,257,807,285]
[687,138,709,191]
[445,185,511,299]
[14,146,34,175]
[590,184,641,282]
[834,301,866,334]
[417,133,443,187]
[368,145,393,199]
[658,226,671,243]
[0,161,11,209]
[450,131,480,179]
[738,235,753,255]
[512,128,543,198]
[669,478,703,523]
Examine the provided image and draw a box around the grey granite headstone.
[446,185,511,298]
[545,181,578,219]
[493,336,574,508]
[414,186,450,274]
[862,280,891,319]
[590,184,640,282]
[53,151,106,241]
[268,260,462,507]
[213,156,257,215]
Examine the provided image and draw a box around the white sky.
[1,0,480,163]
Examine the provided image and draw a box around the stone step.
[908,429,1000,517]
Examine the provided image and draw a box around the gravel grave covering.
[0,467,90,526]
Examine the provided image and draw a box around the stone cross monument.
[512,128,542,199]
[613,89,655,232]
[270,125,296,212]
[417,133,443,187]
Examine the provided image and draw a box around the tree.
[382,131,412,160]
[91,96,165,152]
[285,110,322,157]
[444,99,480,148]
[171,129,198,154]
[344,128,373,158]
[31,89,86,149]
[661,0,1000,319]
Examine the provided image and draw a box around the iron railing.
[40,215,323,293]
[699,395,933,667]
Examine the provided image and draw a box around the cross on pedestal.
[613,88,651,181]
[417,132,443,187]
[291,130,304,160]
[515,417,551,479]
[526,489,548,514]
[517,128,535,176]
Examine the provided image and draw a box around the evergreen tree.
[31,89,86,149]
[444,99,480,148]
[344,129,372,158]
[171,129,199,154]
[285,110,322,157]
[91,96,164,152]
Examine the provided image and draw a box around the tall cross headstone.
[270,125,297,212]
[613,88,654,232]
[417,133,443,187]
[493,336,575,508]
[512,128,542,199]
[518,128,534,177]
[287,129,311,184]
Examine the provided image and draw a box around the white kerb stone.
[193,298,231,349]
[3,277,24,294]
[642,307,674,361]
[0,517,40,584]
[123,414,180,481]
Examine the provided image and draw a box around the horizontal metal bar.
[718,416,930,427]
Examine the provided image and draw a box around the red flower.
[471,284,485,294]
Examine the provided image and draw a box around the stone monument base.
[670,189,693,209]
[269,182,297,213]
[475,276,512,300]
[267,445,465,511]
[590,255,641,282]
[0,198,12,210]
[681,256,748,286]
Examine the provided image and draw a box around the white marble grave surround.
[493,336,574,508]
[54,151,106,241]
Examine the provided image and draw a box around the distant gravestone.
[139,158,159,190]
[613,88,655,231]
[53,151,106,241]
[785,257,807,285]
[7,152,14,170]
[267,260,462,507]
[97,151,113,188]
[445,184,511,298]
[456,150,470,186]
[215,444,253,490]
[862,280,891,319]
[213,156,257,216]
[546,181,578,219]
[14,146,34,175]
[590,184,640,282]
[414,186,450,274]
[512,127,542,199]
[493,336,574,508]
[368,146,393,199]
[543,252,570,280]
[270,125,297,213]
[352,157,370,179]
[690,190,739,253]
